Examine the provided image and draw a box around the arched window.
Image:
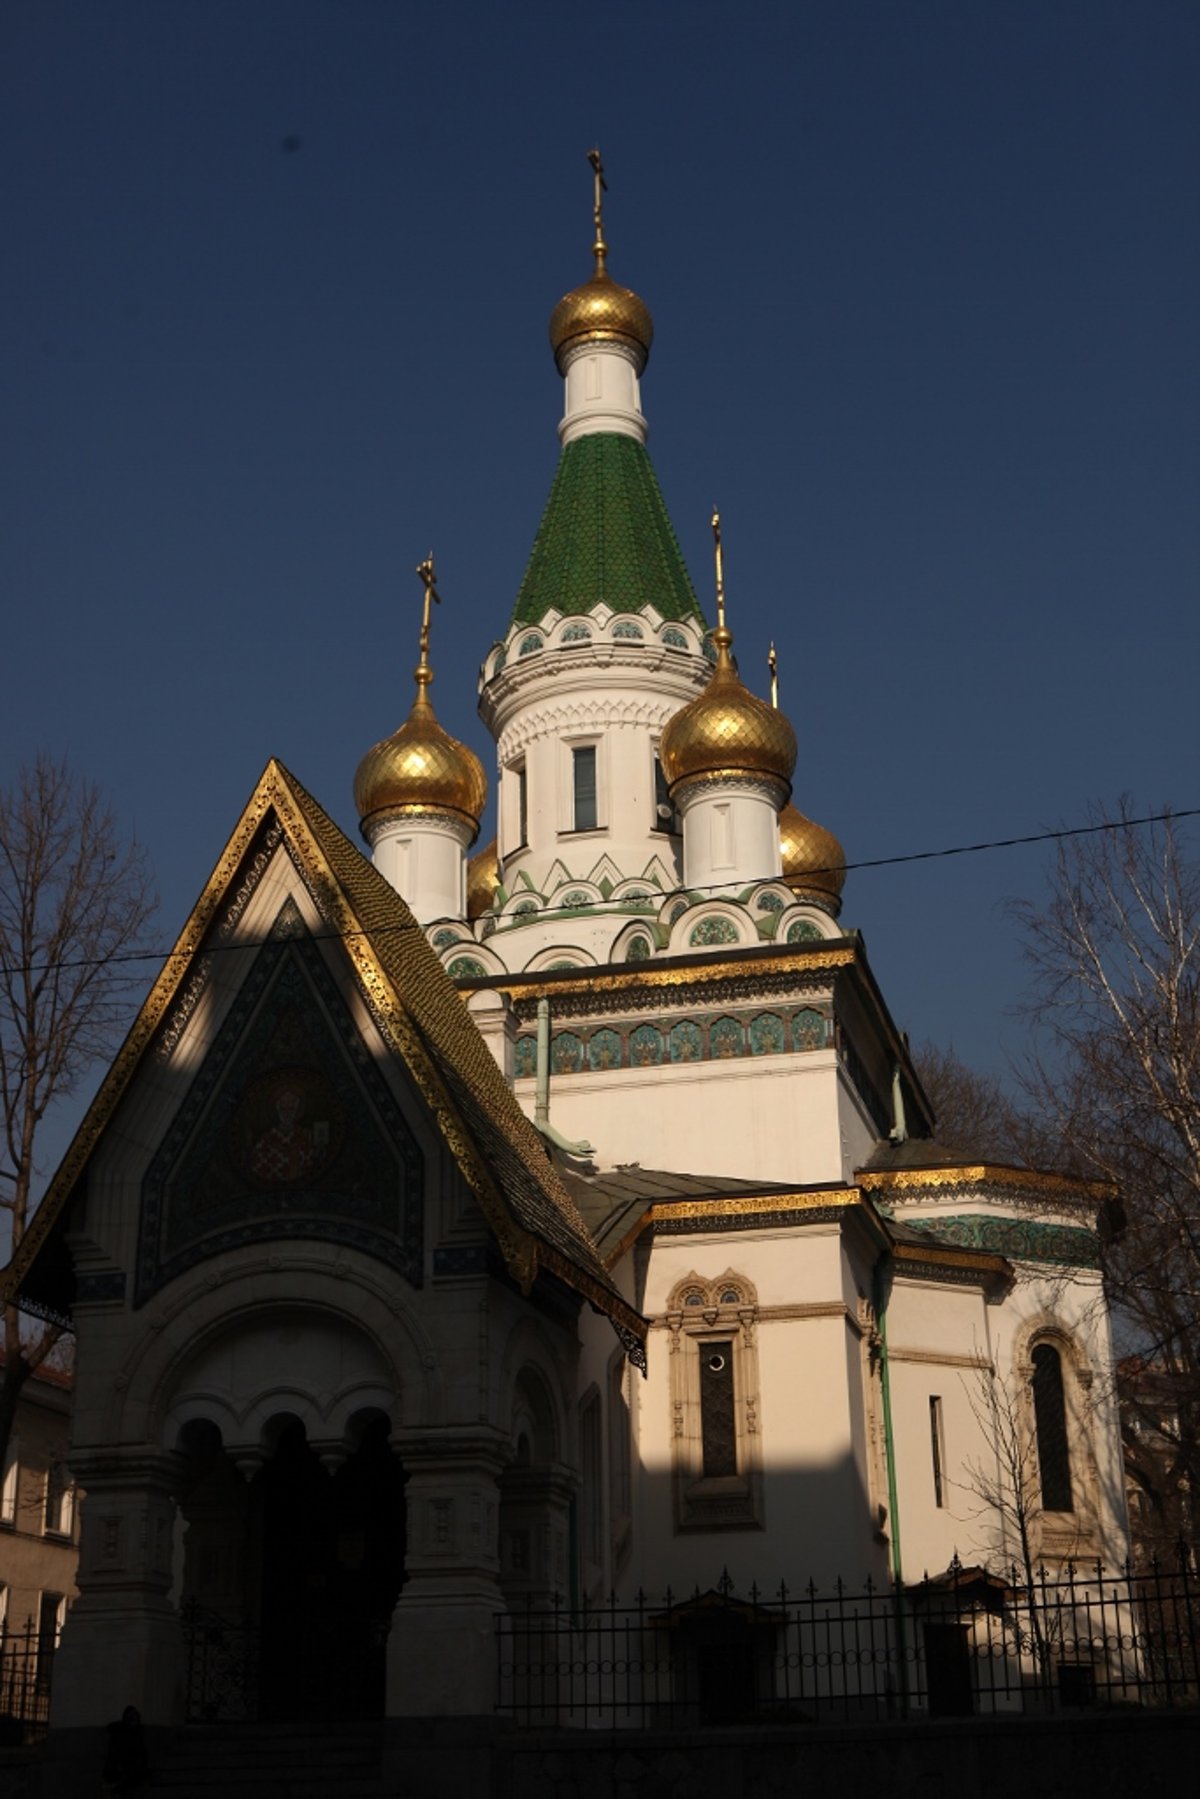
[1031,1343,1073,1513]
[665,1272,763,1530]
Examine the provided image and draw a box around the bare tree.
[911,1041,1032,1164]
[1012,804,1200,1542]
[956,1365,1051,1664]
[0,757,157,1464]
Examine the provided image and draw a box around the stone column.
[50,1448,185,1727]
[386,1433,508,1717]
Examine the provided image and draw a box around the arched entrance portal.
[177,1412,406,1722]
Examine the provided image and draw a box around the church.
[3,161,1127,1743]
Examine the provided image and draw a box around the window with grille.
[700,1344,737,1477]
[666,1273,763,1530]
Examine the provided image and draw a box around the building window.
[505,762,528,854]
[1032,1343,1074,1512]
[1,1440,17,1526]
[666,1272,763,1531]
[36,1592,64,1687]
[929,1396,945,1508]
[43,1461,73,1538]
[653,755,676,832]
[572,746,597,831]
[700,1344,737,1476]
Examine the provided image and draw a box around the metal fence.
[0,1622,54,1744]
[182,1601,260,1724]
[496,1550,1200,1729]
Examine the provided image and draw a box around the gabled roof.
[2,760,646,1359]
[511,433,705,627]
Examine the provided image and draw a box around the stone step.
[150,1722,390,1797]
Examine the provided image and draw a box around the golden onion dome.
[466,836,500,920]
[660,626,797,792]
[354,668,487,840]
[549,268,654,373]
[779,803,846,913]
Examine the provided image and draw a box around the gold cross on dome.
[768,642,779,708]
[587,147,607,268]
[711,508,726,632]
[415,552,441,664]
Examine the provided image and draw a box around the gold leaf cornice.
[605,1187,861,1266]
[891,1241,1009,1276]
[859,1163,1114,1202]
[486,943,857,1012]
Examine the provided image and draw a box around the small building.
[0,1362,78,1669]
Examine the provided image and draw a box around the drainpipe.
[873,1251,911,1714]
[534,997,595,1157]
[535,998,551,1131]
[890,1064,908,1143]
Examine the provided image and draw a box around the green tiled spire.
[511,433,706,628]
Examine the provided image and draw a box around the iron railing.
[496,1549,1200,1728]
[181,1601,260,1724]
[0,1622,54,1743]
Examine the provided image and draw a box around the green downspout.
[874,1253,911,1714]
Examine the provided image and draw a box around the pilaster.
[50,1448,185,1727]
[387,1433,509,1717]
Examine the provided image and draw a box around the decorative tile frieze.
[904,1214,1102,1269]
[510,1002,832,1080]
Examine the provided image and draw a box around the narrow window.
[1031,1344,1073,1512]
[700,1342,737,1477]
[516,764,528,847]
[929,1396,945,1508]
[573,746,597,831]
[36,1592,64,1685]
[1,1442,17,1525]
[44,1461,72,1537]
[653,756,674,832]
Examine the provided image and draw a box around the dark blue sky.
[3,1,1197,1172]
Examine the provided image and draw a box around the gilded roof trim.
[478,942,857,1009]
[859,1163,1114,1202]
[890,1240,1012,1278]
[605,1186,864,1267]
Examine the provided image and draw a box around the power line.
[0,805,1196,983]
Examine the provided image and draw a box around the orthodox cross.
[415,552,441,667]
[711,508,727,632]
[768,642,779,708]
[587,147,608,270]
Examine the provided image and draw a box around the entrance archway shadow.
[178,1410,406,1723]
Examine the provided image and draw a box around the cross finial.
[768,642,779,708]
[587,147,608,274]
[415,551,441,683]
[711,507,726,634]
